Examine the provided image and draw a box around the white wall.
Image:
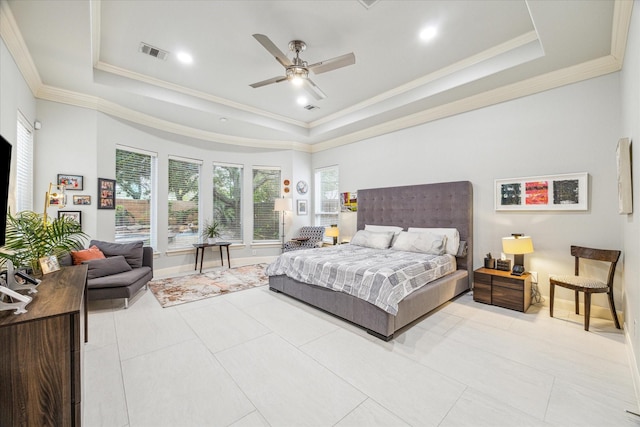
[313,73,624,312]
[0,37,36,210]
[32,105,307,274]
[620,0,640,400]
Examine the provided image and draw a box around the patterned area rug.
[149,263,269,308]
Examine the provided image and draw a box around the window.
[115,146,157,248]
[252,167,281,241]
[213,163,243,241]
[314,165,339,227]
[15,113,33,213]
[168,156,201,249]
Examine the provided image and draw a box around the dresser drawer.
[492,285,524,311]
[493,276,524,291]
[474,272,492,285]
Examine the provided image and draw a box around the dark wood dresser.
[473,267,531,312]
[0,264,88,426]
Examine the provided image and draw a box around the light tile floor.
[84,280,640,427]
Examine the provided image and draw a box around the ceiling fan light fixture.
[286,66,308,85]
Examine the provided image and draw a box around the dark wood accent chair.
[549,245,621,331]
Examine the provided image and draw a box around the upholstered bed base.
[269,269,468,340]
[269,180,473,340]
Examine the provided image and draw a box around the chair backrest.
[570,245,621,288]
[297,226,325,242]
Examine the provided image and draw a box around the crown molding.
[611,0,634,66]
[311,55,621,153]
[36,84,311,152]
[0,0,42,95]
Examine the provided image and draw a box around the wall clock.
[296,180,308,195]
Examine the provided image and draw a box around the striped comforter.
[264,244,456,315]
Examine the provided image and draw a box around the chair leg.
[575,290,580,314]
[584,292,590,331]
[607,290,621,329]
[549,283,555,318]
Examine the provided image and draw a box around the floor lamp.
[274,197,293,251]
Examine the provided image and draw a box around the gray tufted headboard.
[356,181,473,282]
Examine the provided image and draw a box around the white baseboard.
[154,255,278,278]
[626,329,640,411]
[539,294,624,325]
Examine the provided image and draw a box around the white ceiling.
[1,0,632,152]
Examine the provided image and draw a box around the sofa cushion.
[87,266,152,289]
[90,240,144,268]
[71,245,106,265]
[84,255,132,280]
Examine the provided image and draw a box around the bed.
[267,180,473,340]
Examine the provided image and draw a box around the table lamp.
[325,225,339,245]
[502,234,534,276]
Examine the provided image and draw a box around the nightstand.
[473,267,531,312]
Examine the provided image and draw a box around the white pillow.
[350,230,395,249]
[407,227,460,255]
[391,231,447,255]
[365,224,403,244]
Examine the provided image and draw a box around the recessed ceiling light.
[419,26,438,42]
[296,96,308,106]
[176,51,193,64]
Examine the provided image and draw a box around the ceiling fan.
[249,34,356,100]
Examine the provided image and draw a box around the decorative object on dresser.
[0,264,88,425]
[484,252,496,269]
[502,234,534,276]
[473,267,532,312]
[496,259,511,272]
[549,245,621,331]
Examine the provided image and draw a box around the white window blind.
[168,156,201,249]
[115,147,157,248]
[15,114,33,213]
[314,165,339,227]
[213,163,243,241]
[252,167,281,241]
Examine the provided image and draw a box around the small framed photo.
[57,174,83,191]
[73,195,91,205]
[297,199,308,215]
[39,255,61,275]
[58,210,82,226]
[98,178,116,210]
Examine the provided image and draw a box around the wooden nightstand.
[473,267,531,312]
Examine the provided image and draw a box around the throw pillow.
[71,245,106,265]
[90,240,144,268]
[83,255,133,280]
[391,231,447,255]
[350,230,395,249]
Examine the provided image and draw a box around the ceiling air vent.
[304,105,319,111]
[139,42,169,61]
[358,0,380,10]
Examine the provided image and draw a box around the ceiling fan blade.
[308,53,355,74]
[253,34,292,67]
[249,76,287,88]
[303,78,327,100]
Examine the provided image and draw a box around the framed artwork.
[297,199,308,215]
[73,195,91,205]
[57,174,83,190]
[58,210,82,226]
[98,178,116,210]
[39,255,60,275]
[495,173,588,211]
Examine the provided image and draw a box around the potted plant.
[202,220,222,244]
[0,210,88,274]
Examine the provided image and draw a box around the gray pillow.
[350,230,394,249]
[391,231,447,255]
[90,240,144,268]
[83,255,133,280]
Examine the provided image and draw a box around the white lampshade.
[502,236,534,255]
[273,197,293,212]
